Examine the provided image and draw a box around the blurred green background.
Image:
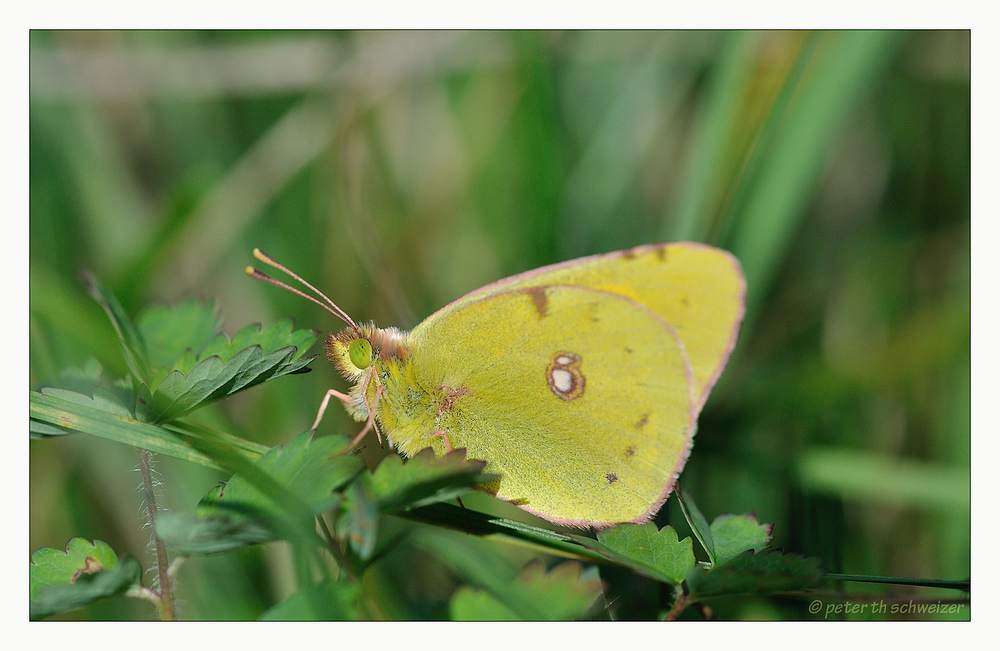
[29,30,970,620]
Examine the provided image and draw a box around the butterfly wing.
[424,242,745,413]
[399,284,695,528]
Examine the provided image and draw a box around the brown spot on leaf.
[71,557,103,583]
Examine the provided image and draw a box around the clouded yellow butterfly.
[247,242,745,529]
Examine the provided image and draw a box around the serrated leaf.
[137,300,220,389]
[30,538,142,619]
[261,579,361,621]
[138,319,318,423]
[685,549,826,599]
[448,560,603,621]
[79,279,319,424]
[679,488,716,564]
[368,447,493,513]
[450,586,521,620]
[596,523,696,584]
[711,513,774,565]
[512,561,604,620]
[415,528,603,620]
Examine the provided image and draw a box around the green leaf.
[403,503,612,566]
[79,279,319,424]
[685,549,826,600]
[157,433,362,554]
[40,386,134,419]
[368,447,494,513]
[198,318,318,370]
[30,538,142,619]
[83,272,152,384]
[596,523,696,584]
[30,390,240,468]
[678,488,716,564]
[710,513,773,565]
[197,432,361,518]
[450,586,521,620]
[450,561,603,621]
[137,319,318,423]
[153,512,274,555]
[30,420,75,437]
[37,358,106,397]
[415,529,603,620]
[136,300,220,389]
[332,447,493,566]
[261,579,361,620]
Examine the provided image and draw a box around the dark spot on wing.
[654,244,667,261]
[437,384,470,416]
[525,287,549,318]
[625,446,636,457]
[606,473,618,484]
[635,414,649,429]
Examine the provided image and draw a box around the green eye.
[349,338,372,370]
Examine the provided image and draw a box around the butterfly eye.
[349,338,373,370]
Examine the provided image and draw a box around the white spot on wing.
[552,369,573,392]
[547,351,585,400]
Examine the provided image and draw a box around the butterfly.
[247,242,745,529]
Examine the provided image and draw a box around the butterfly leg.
[430,430,453,454]
[311,388,354,431]
[344,384,385,452]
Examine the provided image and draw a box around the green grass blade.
[726,30,902,329]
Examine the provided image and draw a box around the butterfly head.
[326,323,409,382]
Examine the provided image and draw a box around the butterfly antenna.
[246,248,357,328]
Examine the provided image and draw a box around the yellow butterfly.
[247,243,745,529]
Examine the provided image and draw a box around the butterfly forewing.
[395,285,695,527]
[422,242,745,414]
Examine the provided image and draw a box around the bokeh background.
[29,30,970,619]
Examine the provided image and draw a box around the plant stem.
[137,449,175,621]
[662,589,690,621]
